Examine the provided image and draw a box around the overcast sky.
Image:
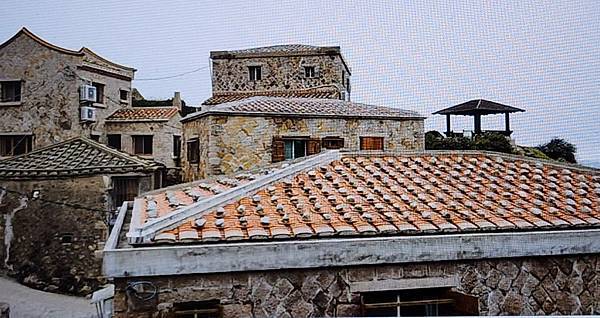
[2,0,599,163]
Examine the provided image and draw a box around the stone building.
[105,92,184,184]
[0,27,135,157]
[181,97,425,181]
[0,137,163,295]
[203,45,351,106]
[105,150,600,317]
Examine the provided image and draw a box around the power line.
[134,66,209,81]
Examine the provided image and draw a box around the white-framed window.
[304,66,316,78]
[248,66,262,81]
[119,89,129,103]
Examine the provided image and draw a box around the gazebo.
[433,99,525,137]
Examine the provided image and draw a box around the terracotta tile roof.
[106,107,179,122]
[0,137,162,179]
[184,97,423,122]
[134,152,600,244]
[202,87,341,106]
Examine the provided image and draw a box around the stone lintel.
[104,228,600,278]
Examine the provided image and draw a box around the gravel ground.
[0,276,96,318]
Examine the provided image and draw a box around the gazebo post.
[474,114,482,134]
[505,112,510,135]
[446,114,451,136]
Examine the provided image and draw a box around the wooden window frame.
[248,66,262,81]
[360,136,384,151]
[132,135,153,155]
[0,134,33,157]
[322,136,344,149]
[187,138,200,164]
[92,82,105,104]
[0,80,22,103]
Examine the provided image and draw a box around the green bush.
[537,138,577,163]
[473,132,513,153]
[425,131,445,150]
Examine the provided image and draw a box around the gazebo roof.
[433,99,525,115]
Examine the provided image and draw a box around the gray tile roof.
[184,96,424,122]
[0,137,162,179]
[227,44,328,54]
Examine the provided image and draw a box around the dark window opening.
[90,134,100,142]
[92,82,105,104]
[59,233,74,244]
[0,81,21,103]
[360,136,384,151]
[248,66,262,81]
[133,135,153,155]
[107,134,122,150]
[304,66,316,78]
[361,288,479,317]
[187,138,199,164]
[284,139,307,160]
[322,137,344,149]
[173,136,182,158]
[174,300,221,318]
[119,89,129,102]
[112,177,139,209]
[0,135,32,156]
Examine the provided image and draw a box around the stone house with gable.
[203,44,352,106]
[0,137,163,295]
[181,45,425,181]
[105,92,185,184]
[105,150,600,317]
[0,28,137,156]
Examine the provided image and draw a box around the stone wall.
[181,115,424,181]
[105,116,182,169]
[211,55,349,96]
[0,32,132,151]
[112,254,599,317]
[0,174,154,296]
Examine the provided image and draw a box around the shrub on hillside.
[537,138,577,163]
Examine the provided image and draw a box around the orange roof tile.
[136,152,600,244]
[106,107,179,122]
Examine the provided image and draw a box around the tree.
[537,138,577,163]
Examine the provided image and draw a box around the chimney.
[173,92,182,110]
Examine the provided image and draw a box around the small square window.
[0,81,21,103]
[60,233,74,244]
[119,89,129,103]
[133,135,153,155]
[90,134,101,142]
[0,135,33,156]
[187,138,199,164]
[107,134,121,150]
[322,137,344,149]
[92,82,105,104]
[360,137,384,151]
[304,66,316,78]
[248,66,262,81]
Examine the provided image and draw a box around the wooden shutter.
[360,137,384,151]
[307,138,321,155]
[445,290,479,315]
[272,137,285,162]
